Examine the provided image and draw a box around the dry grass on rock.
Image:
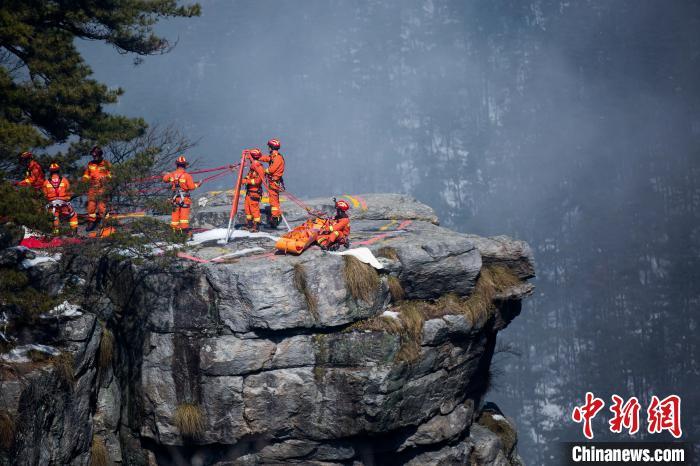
[348,265,522,362]
[387,275,405,302]
[50,352,74,385]
[376,246,399,261]
[99,327,114,370]
[343,255,379,303]
[173,403,205,438]
[478,411,517,455]
[90,435,110,466]
[293,263,318,319]
[0,410,15,450]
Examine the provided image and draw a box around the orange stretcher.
[275,217,331,255]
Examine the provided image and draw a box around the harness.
[171,172,191,208]
[266,153,285,190]
[45,177,75,217]
[246,172,262,199]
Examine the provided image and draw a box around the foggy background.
[80,1,700,463]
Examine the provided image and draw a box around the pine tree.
[0,0,200,172]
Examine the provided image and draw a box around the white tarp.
[189,228,280,245]
[331,247,384,270]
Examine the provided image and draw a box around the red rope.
[131,163,239,184]
[198,169,231,185]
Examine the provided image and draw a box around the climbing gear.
[48,162,60,172]
[91,146,103,159]
[19,151,32,160]
[267,139,281,150]
[249,148,262,159]
[82,158,112,224]
[163,166,198,231]
[176,155,188,167]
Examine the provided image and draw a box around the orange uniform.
[82,159,112,224]
[260,152,285,220]
[42,174,78,234]
[317,216,351,249]
[242,167,263,226]
[18,160,45,190]
[163,168,198,231]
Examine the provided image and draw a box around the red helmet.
[90,146,103,158]
[249,148,262,159]
[335,199,350,212]
[19,151,32,160]
[176,155,188,167]
[267,139,281,150]
[49,162,60,172]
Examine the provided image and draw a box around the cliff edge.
[0,193,534,465]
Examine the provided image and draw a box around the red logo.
[572,392,606,439]
[572,393,682,439]
[647,395,682,438]
[609,395,641,435]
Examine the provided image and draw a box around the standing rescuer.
[43,162,78,235]
[317,198,351,250]
[82,145,112,232]
[260,138,285,228]
[163,155,200,235]
[17,151,45,191]
[242,148,265,232]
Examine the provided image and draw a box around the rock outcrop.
[0,193,534,465]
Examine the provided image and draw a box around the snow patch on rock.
[41,301,83,319]
[0,343,61,363]
[21,253,61,269]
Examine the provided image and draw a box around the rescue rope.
[131,163,238,184]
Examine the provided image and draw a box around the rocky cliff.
[0,193,534,465]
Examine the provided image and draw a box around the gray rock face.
[0,193,532,466]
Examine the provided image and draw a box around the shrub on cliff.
[173,403,205,438]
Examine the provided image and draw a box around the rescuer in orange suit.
[42,162,78,235]
[317,199,351,250]
[82,146,112,232]
[260,138,285,228]
[243,148,265,232]
[163,155,200,234]
[17,151,45,191]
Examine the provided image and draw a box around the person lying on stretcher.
[317,198,351,251]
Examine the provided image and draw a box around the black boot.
[86,221,97,232]
[251,222,260,233]
[269,216,280,229]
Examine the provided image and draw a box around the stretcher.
[275,217,330,254]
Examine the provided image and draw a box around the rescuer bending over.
[43,162,78,236]
[317,198,351,250]
[16,151,45,191]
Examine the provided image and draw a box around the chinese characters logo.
[571,392,681,439]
